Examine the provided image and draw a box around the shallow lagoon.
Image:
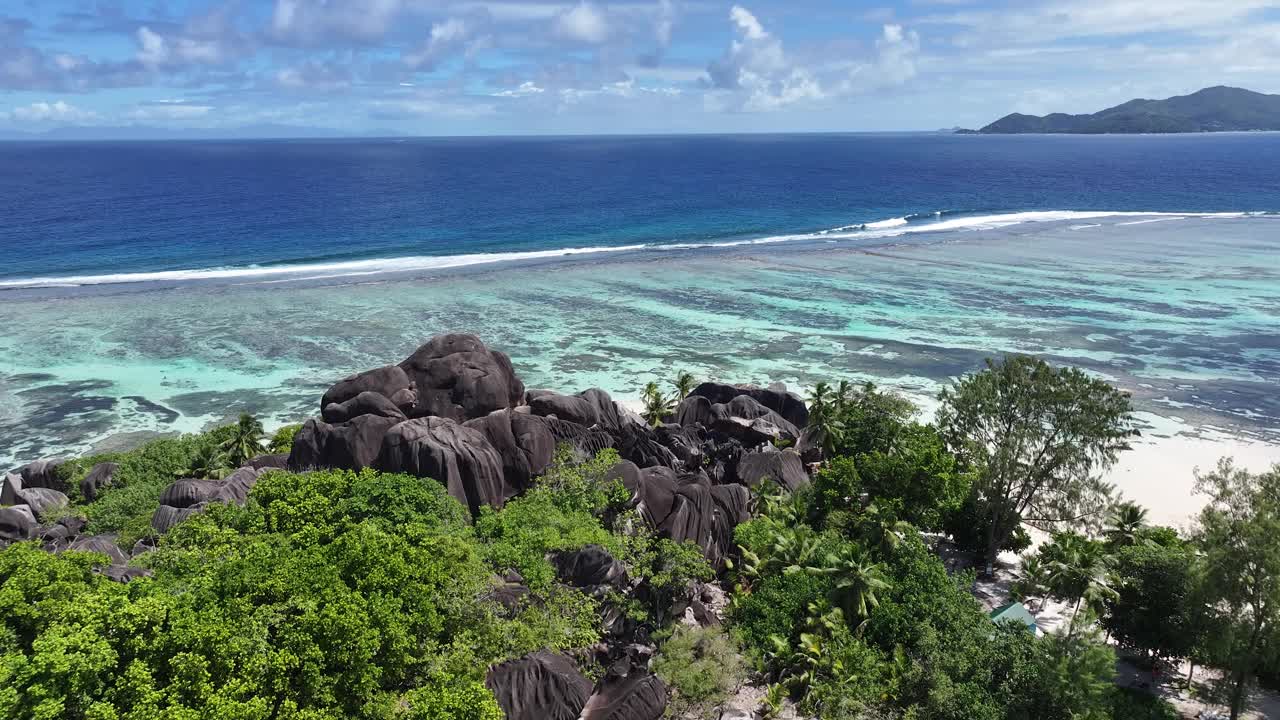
[1,212,1277,468]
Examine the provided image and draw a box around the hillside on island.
[2,334,1278,720]
[969,86,1280,134]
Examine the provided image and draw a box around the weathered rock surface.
[321,364,413,414]
[151,467,266,533]
[0,505,37,543]
[690,381,809,429]
[397,333,524,421]
[737,448,809,492]
[288,414,403,471]
[486,651,593,720]
[14,459,66,492]
[15,487,69,521]
[322,390,407,424]
[553,545,629,595]
[79,462,119,502]
[464,410,557,495]
[580,668,668,720]
[374,417,506,514]
[529,391,601,428]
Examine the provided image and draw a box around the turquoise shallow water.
[1,213,1277,468]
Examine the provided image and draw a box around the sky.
[1,0,1279,136]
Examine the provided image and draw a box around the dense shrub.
[653,625,745,716]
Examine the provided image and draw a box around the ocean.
[1,133,1278,468]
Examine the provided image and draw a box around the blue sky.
[1,0,1278,135]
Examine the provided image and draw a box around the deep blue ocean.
[2,132,1279,282]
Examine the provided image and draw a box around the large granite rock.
[374,417,507,514]
[529,392,601,428]
[675,393,801,448]
[321,364,414,414]
[322,390,407,424]
[616,422,680,470]
[397,333,524,422]
[66,535,130,565]
[486,651,593,720]
[581,668,668,720]
[737,448,809,492]
[464,410,556,496]
[1,473,22,506]
[288,414,403,471]
[0,505,36,544]
[608,461,749,568]
[79,462,118,502]
[151,467,265,533]
[542,416,615,462]
[553,545,629,595]
[14,459,66,492]
[15,487,69,521]
[689,381,809,429]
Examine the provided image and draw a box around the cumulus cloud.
[5,100,97,123]
[270,0,405,45]
[274,60,353,91]
[706,6,922,111]
[403,18,474,71]
[556,2,610,44]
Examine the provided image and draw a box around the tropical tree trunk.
[1229,617,1266,720]
[1186,660,1195,688]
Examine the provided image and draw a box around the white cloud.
[728,5,767,41]
[7,100,97,123]
[270,0,405,44]
[556,2,610,44]
[129,102,215,121]
[135,25,235,68]
[707,8,922,112]
[492,81,546,97]
[404,18,473,70]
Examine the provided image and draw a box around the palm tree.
[1041,533,1117,638]
[182,444,231,480]
[670,370,697,401]
[857,503,913,558]
[1011,554,1050,611]
[640,381,675,426]
[804,382,846,456]
[222,412,266,466]
[1104,501,1148,547]
[819,546,891,625]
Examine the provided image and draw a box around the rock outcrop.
[374,417,507,514]
[151,466,267,533]
[79,462,119,502]
[486,651,594,720]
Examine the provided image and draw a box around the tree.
[804,382,844,457]
[181,444,231,479]
[936,355,1139,574]
[221,412,265,465]
[670,371,698,401]
[1011,554,1050,611]
[640,381,675,426]
[1193,459,1280,720]
[1038,532,1117,638]
[820,546,890,625]
[1105,501,1149,548]
[1103,538,1200,663]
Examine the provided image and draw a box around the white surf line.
[1116,217,1186,226]
[1069,224,1102,230]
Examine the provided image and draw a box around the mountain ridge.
[966,86,1280,134]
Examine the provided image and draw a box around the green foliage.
[640,381,676,426]
[221,413,266,466]
[0,451,649,720]
[1192,459,1280,720]
[854,424,972,531]
[1034,532,1117,637]
[268,423,303,454]
[1108,687,1179,720]
[669,371,698,402]
[653,625,745,716]
[936,355,1139,571]
[1104,539,1199,661]
[1104,501,1150,549]
[805,381,917,459]
[55,428,245,546]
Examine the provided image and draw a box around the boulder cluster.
[280,333,813,720]
[3,333,815,720]
[1,460,148,582]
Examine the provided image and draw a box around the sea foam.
[0,210,1254,290]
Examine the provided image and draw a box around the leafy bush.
[653,625,745,716]
[268,423,303,454]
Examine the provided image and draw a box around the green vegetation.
[0,441,718,720]
[268,423,303,454]
[652,625,745,717]
[936,355,1139,573]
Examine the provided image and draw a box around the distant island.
[961,86,1280,134]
